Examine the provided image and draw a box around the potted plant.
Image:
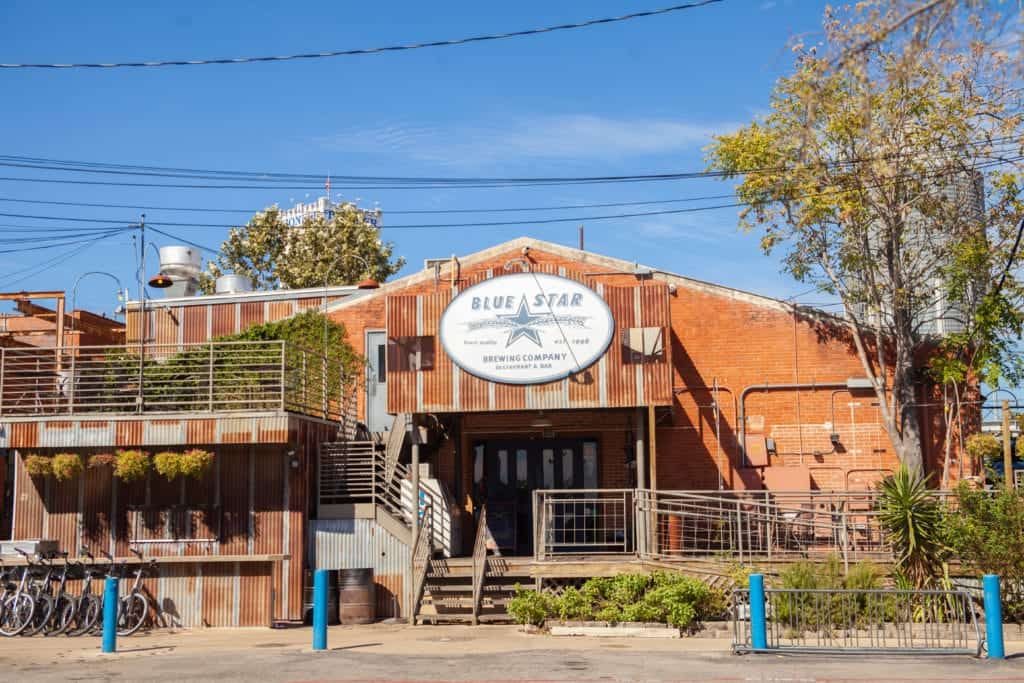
[153,451,182,481]
[180,449,214,479]
[51,453,84,481]
[114,449,149,482]
[24,454,52,478]
[88,453,116,469]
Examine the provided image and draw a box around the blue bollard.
[749,573,767,650]
[102,576,119,653]
[312,569,329,651]
[983,574,1004,659]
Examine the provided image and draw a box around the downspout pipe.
[738,381,851,465]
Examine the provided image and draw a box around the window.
[387,336,435,371]
[561,448,574,487]
[376,343,386,382]
[583,441,598,488]
[497,449,509,485]
[516,449,529,487]
[621,326,666,364]
[473,444,484,486]
[542,449,555,488]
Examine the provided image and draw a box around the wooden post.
[1003,400,1014,489]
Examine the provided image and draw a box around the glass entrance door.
[473,438,597,556]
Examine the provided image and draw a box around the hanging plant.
[88,453,116,469]
[180,449,214,479]
[51,453,84,481]
[24,454,52,478]
[114,449,149,482]
[153,451,183,481]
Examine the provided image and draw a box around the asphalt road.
[0,625,1020,682]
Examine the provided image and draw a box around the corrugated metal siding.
[310,518,410,619]
[385,278,672,413]
[0,414,298,449]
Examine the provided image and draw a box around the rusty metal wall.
[385,279,673,414]
[309,518,410,619]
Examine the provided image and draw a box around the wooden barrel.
[303,570,339,625]
[338,568,375,625]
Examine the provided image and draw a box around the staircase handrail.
[470,504,488,625]
[409,502,434,625]
[382,413,407,485]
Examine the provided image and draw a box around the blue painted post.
[102,577,118,654]
[983,574,1004,659]
[312,569,329,651]
[749,573,767,650]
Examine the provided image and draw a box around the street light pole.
[70,271,124,341]
[321,252,373,354]
[137,214,146,412]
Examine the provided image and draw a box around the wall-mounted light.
[765,437,777,456]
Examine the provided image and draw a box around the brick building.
[0,236,969,627]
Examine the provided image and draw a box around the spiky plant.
[877,466,945,587]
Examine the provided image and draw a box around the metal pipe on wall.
[738,381,851,465]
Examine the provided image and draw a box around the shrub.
[594,604,622,623]
[88,453,115,469]
[153,451,182,481]
[114,449,149,482]
[51,453,83,481]
[24,454,51,478]
[944,484,1024,621]
[507,585,553,626]
[965,433,1002,466]
[877,465,945,586]
[621,601,662,623]
[180,448,214,479]
[554,587,592,621]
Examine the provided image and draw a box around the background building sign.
[440,273,614,384]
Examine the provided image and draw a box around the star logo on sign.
[497,296,546,348]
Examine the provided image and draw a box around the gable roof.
[327,236,820,316]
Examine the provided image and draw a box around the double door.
[473,439,597,556]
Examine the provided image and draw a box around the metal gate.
[732,588,983,656]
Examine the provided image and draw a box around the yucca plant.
[877,465,945,587]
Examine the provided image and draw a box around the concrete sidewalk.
[0,624,1021,682]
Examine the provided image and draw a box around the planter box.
[548,621,680,638]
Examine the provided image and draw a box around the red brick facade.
[327,237,967,508]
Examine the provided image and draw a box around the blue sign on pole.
[102,576,119,653]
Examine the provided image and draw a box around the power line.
[0,2,723,70]
[0,231,124,287]
[0,193,740,215]
[0,135,1016,186]
[2,155,1019,231]
[147,227,219,255]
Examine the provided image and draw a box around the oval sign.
[440,273,614,384]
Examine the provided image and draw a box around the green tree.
[201,205,404,292]
[706,0,1023,470]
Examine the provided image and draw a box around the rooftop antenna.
[578,224,584,250]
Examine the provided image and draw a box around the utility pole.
[137,214,146,413]
[1002,399,1014,489]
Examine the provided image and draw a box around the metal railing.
[471,504,488,625]
[534,488,963,564]
[0,340,355,421]
[732,588,982,655]
[534,489,637,560]
[410,502,434,625]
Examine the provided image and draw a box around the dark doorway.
[472,438,598,556]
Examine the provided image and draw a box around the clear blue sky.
[0,0,832,317]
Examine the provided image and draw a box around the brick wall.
[328,240,963,494]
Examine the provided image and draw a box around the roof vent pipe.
[157,246,201,298]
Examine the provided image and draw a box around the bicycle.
[65,548,108,637]
[44,552,75,636]
[0,551,36,637]
[22,552,55,637]
[113,548,156,636]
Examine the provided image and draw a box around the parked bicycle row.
[0,547,157,637]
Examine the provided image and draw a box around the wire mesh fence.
[732,588,982,655]
[534,489,636,559]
